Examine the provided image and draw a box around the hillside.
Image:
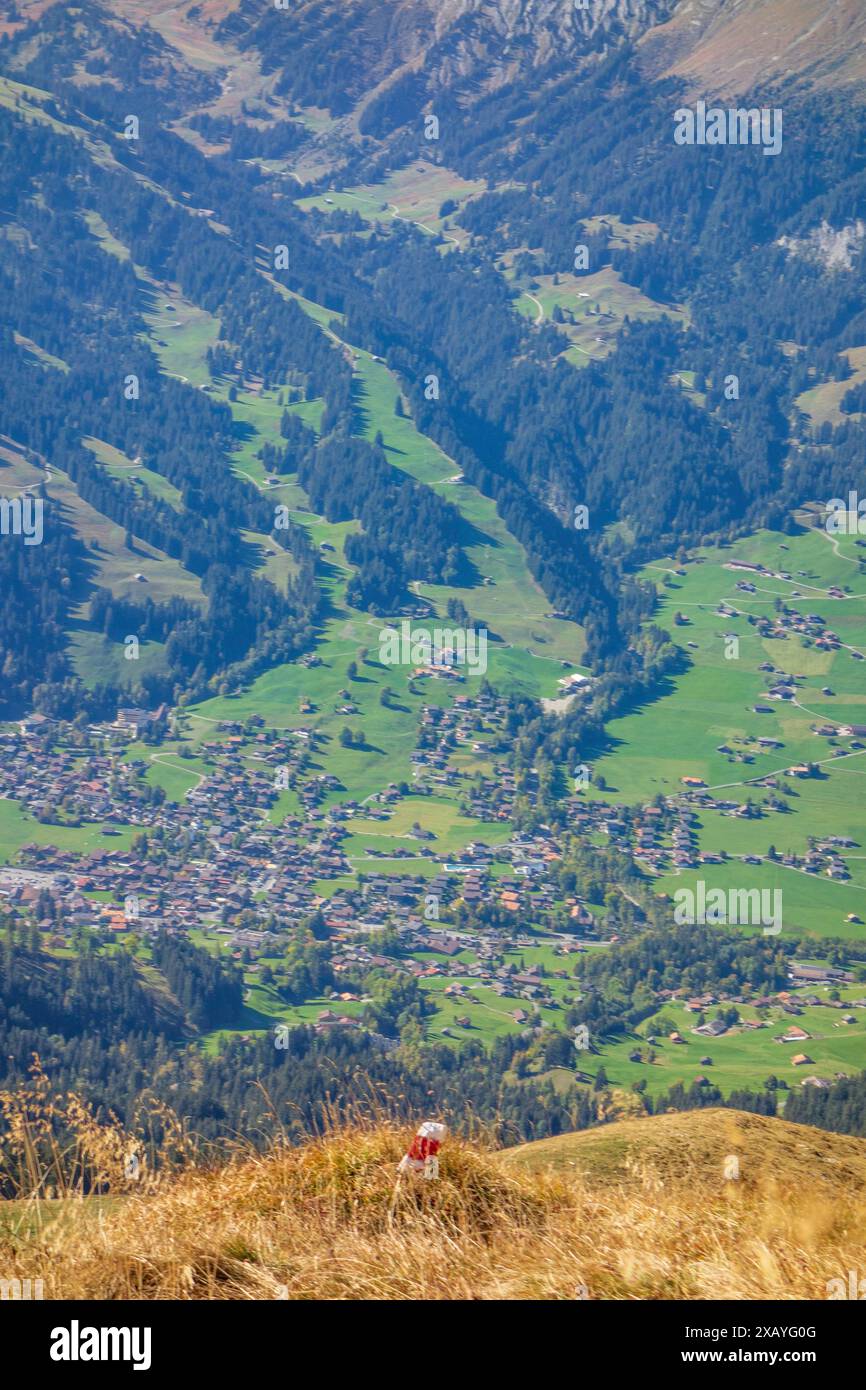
[4,0,866,718]
[3,1109,865,1299]
[640,0,866,98]
[504,1104,866,1191]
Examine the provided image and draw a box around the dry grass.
[2,1098,866,1300]
[0,1059,195,1205]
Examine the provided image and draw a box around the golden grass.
[503,1106,866,1194]
[2,1108,866,1300]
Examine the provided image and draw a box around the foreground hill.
[3,1110,865,1299]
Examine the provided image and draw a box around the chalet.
[513,971,542,989]
[428,935,463,956]
[684,995,716,1012]
[693,1018,727,1037]
[315,1015,359,1033]
[776,1025,811,1044]
[18,713,52,735]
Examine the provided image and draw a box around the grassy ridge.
[3,1109,865,1299]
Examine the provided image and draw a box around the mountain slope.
[95,0,866,134]
[4,0,866,780]
[640,0,866,99]
[217,0,675,112]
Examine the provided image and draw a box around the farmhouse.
[776,1025,811,1044]
[693,1018,728,1037]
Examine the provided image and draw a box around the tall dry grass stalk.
[0,1058,195,1219]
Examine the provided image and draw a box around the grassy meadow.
[583,526,866,936]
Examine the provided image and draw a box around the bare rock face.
[201,0,676,110]
[428,0,673,49]
[85,0,866,117]
[397,0,866,99]
[404,0,676,92]
[372,0,676,89]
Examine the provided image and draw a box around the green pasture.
[0,799,136,863]
[583,986,866,1100]
[585,527,866,938]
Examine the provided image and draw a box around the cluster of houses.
[727,558,844,600]
[0,727,166,827]
[2,718,602,977]
[1,718,367,844]
[408,693,521,818]
[642,960,865,1084]
[329,913,583,1024]
[4,666,864,1060]
[749,600,847,654]
[630,804,699,871]
[564,794,708,871]
[0,827,347,942]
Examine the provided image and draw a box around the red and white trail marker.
[398,1121,447,1180]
